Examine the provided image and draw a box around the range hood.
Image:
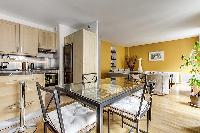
[38,48,56,53]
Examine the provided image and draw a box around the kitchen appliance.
[22,62,27,70]
[64,44,73,83]
[45,72,58,87]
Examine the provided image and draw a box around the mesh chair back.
[129,73,147,98]
[82,73,97,84]
[36,82,65,133]
[136,79,155,118]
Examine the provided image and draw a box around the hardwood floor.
[36,84,200,133]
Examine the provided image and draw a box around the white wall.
[57,24,76,86]
[0,13,54,32]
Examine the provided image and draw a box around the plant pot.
[190,86,200,107]
[190,95,200,107]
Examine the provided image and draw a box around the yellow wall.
[101,40,111,78]
[101,40,126,78]
[116,46,126,69]
[129,37,198,72]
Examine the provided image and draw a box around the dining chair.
[128,73,146,98]
[107,82,154,133]
[82,73,97,84]
[36,82,96,133]
[129,74,155,118]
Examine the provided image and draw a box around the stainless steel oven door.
[45,73,58,87]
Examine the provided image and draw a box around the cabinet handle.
[25,101,35,108]
[8,103,18,111]
[8,101,35,111]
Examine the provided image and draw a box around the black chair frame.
[107,76,155,133]
[36,82,65,133]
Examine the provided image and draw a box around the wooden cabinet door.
[83,29,97,74]
[39,30,56,51]
[38,30,47,49]
[20,25,38,56]
[46,31,56,50]
[0,20,19,54]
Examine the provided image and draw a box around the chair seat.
[132,89,143,98]
[110,96,149,119]
[47,102,96,133]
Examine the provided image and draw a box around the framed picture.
[149,51,164,61]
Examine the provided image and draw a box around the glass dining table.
[55,77,144,133]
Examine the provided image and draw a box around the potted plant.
[125,55,138,71]
[181,41,200,107]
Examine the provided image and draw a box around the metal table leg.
[96,106,103,133]
[9,81,36,133]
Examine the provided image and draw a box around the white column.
[57,24,76,86]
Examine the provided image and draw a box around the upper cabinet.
[0,19,57,56]
[19,25,39,56]
[48,32,56,51]
[38,30,46,49]
[38,30,56,52]
[0,20,19,54]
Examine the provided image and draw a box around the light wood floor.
[36,84,200,133]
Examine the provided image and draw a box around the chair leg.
[44,122,47,133]
[136,120,139,133]
[149,107,152,121]
[122,116,124,128]
[147,112,150,133]
[108,110,110,133]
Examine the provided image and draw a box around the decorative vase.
[190,86,200,107]
[138,58,143,73]
[190,95,200,107]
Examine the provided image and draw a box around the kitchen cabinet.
[0,74,45,121]
[64,29,97,83]
[0,19,57,56]
[0,20,19,54]
[38,30,46,49]
[19,25,39,56]
[39,30,56,52]
[47,31,56,51]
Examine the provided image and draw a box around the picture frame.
[149,51,164,61]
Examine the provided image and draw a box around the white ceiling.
[0,0,200,46]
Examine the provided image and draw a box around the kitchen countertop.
[0,68,59,76]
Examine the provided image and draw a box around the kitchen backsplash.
[0,52,58,70]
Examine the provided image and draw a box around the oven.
[45,72,58,87]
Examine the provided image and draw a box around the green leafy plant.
[181,41,200,96]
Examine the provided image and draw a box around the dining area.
[36,73,155,133]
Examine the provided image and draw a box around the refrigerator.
[64,44,73,83]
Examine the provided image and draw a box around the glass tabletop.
[60,77,143,103]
